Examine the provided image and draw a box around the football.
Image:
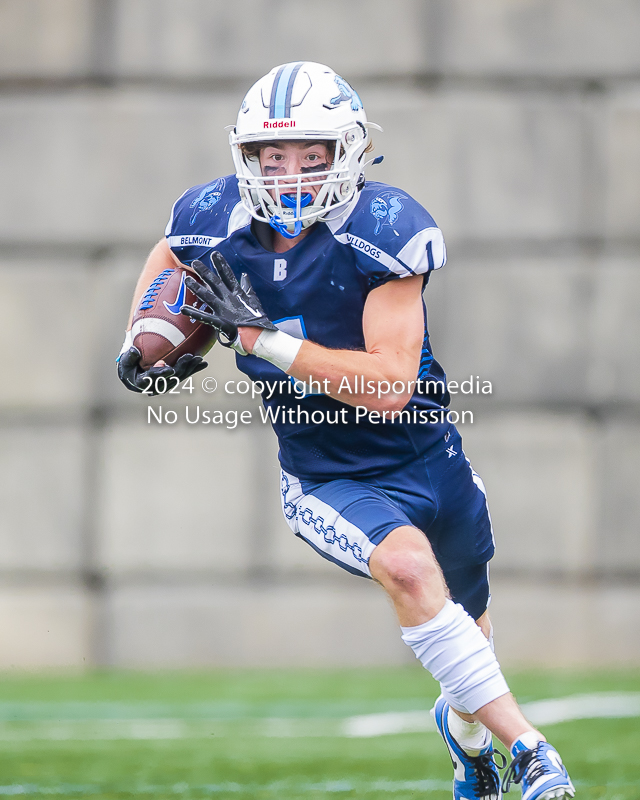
[131,267,217,369]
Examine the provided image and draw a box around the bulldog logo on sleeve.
[189,178,225,225]
[370,192,405,235]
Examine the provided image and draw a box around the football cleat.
[433,695,505,800]
[502,739,575,800]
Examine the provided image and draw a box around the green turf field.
[0,667,639,799]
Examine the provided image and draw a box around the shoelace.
[501,743,547,793]
[470,750,507,797]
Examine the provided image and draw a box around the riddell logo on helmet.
[264,120,296,128]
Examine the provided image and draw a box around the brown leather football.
[131,267,217,369]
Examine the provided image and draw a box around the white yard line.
[520,692,640,726]
[343,692,640,737]
[343,710,433,737]
[0,693,637,741]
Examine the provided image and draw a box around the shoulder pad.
[329,181,446,280]
[165,176,246,245]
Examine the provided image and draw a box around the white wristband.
[230,333,248,356]
[117,329,133,361]
[252,329,303,372]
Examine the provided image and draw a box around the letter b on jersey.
[273,259,287,281]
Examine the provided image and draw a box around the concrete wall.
[0,0,639,668]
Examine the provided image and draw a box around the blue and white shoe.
[502,738,575,800]
[433,696,505,800]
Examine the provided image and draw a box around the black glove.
[117,347,207,394]
[180,251,276,349]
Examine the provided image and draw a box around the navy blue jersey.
[166,175,451,481]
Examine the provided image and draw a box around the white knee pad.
[401,599,509,715]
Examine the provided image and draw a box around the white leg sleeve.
[440,618,497,716]
[401,600,509,715]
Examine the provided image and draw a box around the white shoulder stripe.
[396,227,446,273]
[227,201,252,237]
[167,203,249,252]
[332,232,412,277]
[132,318,186,347]
[164,186,192,237]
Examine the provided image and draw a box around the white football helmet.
[229,62,381,237]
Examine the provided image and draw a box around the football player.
[118,62,575,800]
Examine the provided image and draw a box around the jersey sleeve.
[331,183,447,288]
[164,176,249,264]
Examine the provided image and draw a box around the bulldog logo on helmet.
[327,75,363,112]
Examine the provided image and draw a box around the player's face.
[259,141,333,200]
